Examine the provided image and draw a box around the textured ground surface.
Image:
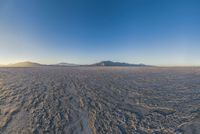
[0,67,200,134]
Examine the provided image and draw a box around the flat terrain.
[0,67,200,134]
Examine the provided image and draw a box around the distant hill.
[3,61,43,67]
[91,61,149,67]
[0,61,150,67]
[0,61,79,67]
[53,62,79,67]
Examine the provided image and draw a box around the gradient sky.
[0,0,200,66]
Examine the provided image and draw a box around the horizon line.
[0,60,200,67]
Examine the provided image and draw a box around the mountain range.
[2,62,42,67]
[92,61,148,67]
[0,61,149,67]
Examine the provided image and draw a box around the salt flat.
[0,67,200,134]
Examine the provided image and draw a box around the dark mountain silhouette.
[91,61,149,67]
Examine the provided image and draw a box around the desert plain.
[0,67,200,134]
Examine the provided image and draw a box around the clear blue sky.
[0,0,200,66]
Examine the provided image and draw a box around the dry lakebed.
[0,67,200,134]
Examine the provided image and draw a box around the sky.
[0,0,200,66]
